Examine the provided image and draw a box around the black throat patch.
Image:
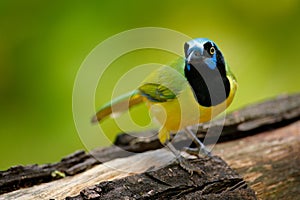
[184,62,231,107]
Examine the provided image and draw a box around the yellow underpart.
[146,74,237,144]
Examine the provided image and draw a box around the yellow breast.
[144,74,237,144]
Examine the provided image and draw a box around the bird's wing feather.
[138,58,188,102]
[139,83,176,102]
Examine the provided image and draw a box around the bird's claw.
[176,155,205,176]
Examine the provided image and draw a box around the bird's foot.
[176,155,205,176]
[165,141,206,175]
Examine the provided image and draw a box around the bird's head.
[183,38,231,107]
[184,38,226,75]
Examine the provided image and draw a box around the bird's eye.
[209,47,215,55]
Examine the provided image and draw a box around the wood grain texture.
[0,150,256,199]
[213,120,300,200]
[1,93,299,199]
[0,149,171,199]
[66,156,255,200]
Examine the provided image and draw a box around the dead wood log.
[1,151,256,199]
[213,120,300,199]
[0,93,299,199]
[66,156,255,200]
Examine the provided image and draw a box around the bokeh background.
[1,0,300,170]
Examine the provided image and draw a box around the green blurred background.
[1,0,300,170]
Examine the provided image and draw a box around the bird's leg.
[165,142,181,160]
[183,127,212,157]
[165,142,204,175]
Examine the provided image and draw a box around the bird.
[92,38,237,171]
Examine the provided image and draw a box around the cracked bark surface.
[1,93,300,199]
[66,156,255,200]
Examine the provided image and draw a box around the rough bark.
[214,120,300,200]
[1,151,256,200]
[0,93,299,199]
[66,156,255,200]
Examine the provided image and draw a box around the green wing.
[139,83,176,102]
[138,57,188,102]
